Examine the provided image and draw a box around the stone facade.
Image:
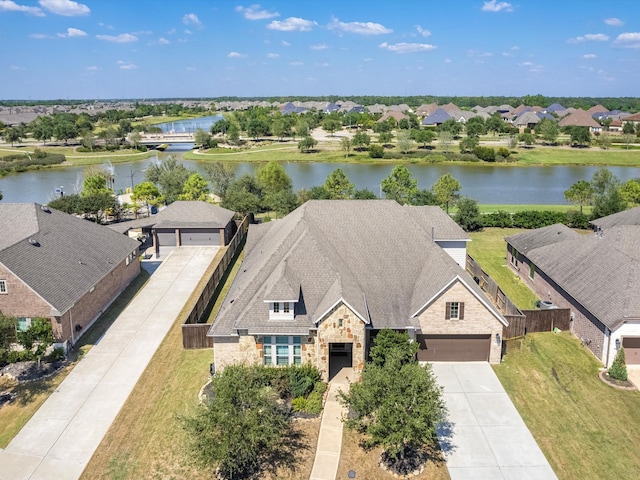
[316,303,366,381]
[0,257,139,348]
[507,248,607,363]
[416,281,504,363]
[213,336,243,371]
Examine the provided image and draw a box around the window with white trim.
[268,301,295,320]
[445,302,464,320]
[263,336,302,366]
[16,317,32,332]
[0,280,6,294]
[283,302,290,313]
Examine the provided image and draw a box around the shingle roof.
[152,201,235,229]
[210,201,503,337]
[590,206,640,230]
[422,108,451,126]
[0,203,140,314]
[505,224,581,255]
[514,226,640,329]
[545,103,565,112]
[558,109,601,128]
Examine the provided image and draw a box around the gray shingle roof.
[210,200,503,337]
[507,225,640,329]
[0,203,140,314]
[505,224,581,255]
[151,201,235,229]
[422,108,451,126]
[590,206,640,230]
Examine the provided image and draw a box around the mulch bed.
[0,360,67,383]
[599,370,637,390]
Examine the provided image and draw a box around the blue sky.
[2,0,640,100]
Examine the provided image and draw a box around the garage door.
[156,231,176,246]
[180,229,220,246]
[622,337,640,365]
[417,334,491,362]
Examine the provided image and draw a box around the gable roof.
[545,103,565,113]
[0,203,140,315]
[514,111,543,127]
[558,109,601,128]
[422,108,451,126]
[587,104,608,114]
[590,206,640,230]
[152,201,235,229]
[377,111,409,123]
[210,201,503,337]
[505,224,581,255]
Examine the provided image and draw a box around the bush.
[292,396,307,412]
[305,391,323,414]
[512,210,568,229]
[481,210,514,228]
[313,381,327,396]
[7,349,34,363]
[289,364,321,398]
[473,146,496,162]
[369,144,384,158]
[609,347,628,381]
[46,347,65,362]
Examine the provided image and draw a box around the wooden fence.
[502,308,571,339]
[466,255,524,317]
[181,216,250,349]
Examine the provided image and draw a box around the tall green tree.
[537,118,559,144]
[256,160,292,196]
[324,168,355,199]
[569,126,591,146]
[564,180,594,214]
[396,130,414,154]
[591,168,626,219]
[222,174,263,214]
[194,128,212,149]
[432,173,461,214]
[322,117,342,136]
[179,173,211,201]
[382,165,418,204]
[203,162,236,200]
[620,179,640,206]
[454,197,482,231]
[132,181,160,216]
[352,131,371,150]
[412,129,436,148]
[82,168,112,196]
[145,155,192,204]
[340,136,352,157]
[3,127,22,146]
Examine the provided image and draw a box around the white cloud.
[182,13,201,26]
[266,53,279,59]
[444,58,452,63]
[157,37,170,45]
[416,25,431,38]
[96,33,138,43]
[267,17,316,32]
[315,62,329,67]
[227,51,247,58]
[281,40,291,46]
[58,27,86,37]
[184,29,192,35]
[482,1,513,12]
[605,17,623,27]
[467,50,493,58]
[9,65,25,70]
[0,0,44,16]
[235,4,279,20]
[569,33,609,43]
[117,60,137,70]
[614,32,640,48]
[39,0,89,16]
[582,53,597,59]
[379,42,436,53]
[30,32,52,39]
[328,17,392,35]
[310,43,328,50]
[290,61,303,66]
[519,61,534,66]
[86,65,99,71]
[501,52,513,57]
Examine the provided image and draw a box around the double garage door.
[417,334,491,362]
[622,337,640,365]
[156,229,220,247]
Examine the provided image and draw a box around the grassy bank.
[0,270,150,448]
[477,204,592,214]
[495,332,640,480]
[467,227,539,310]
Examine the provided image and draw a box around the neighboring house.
[377,111,409,123]
[0,203,141,349]
[558,109,602,132]
[108,201,236,255]
[422,108,452,127]
[544,103,566,114]
[590,205,640,230]
[622,112,640,128]
[416,103,439,117]
[209,201,507,381]
[505,222,640,367]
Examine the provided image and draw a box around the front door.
[329,343,353,380]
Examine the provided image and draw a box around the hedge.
[481,210,590,229]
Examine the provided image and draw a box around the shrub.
[7,350,34,363]
[473,146,496,162]
[481,210,513,228]
[369,144,384,158]
[512,210,568,229]
[313,381,327,396]
[609,347,628,381]
[496,147,510,158]
[292,396,307,412]
[289,364,321,398]
[305,391,323,414]
[46,347,65,362]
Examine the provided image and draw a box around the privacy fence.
[181,216,250,349]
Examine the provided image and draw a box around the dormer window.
[268,301,295,320]
[273,302,280,313]
[283,302,290,313]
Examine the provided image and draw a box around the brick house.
[505,222,640,367]
[0,203,141,349]
[209,200,507,381]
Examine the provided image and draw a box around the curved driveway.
[0,247,218,480]
[432,362,557,480]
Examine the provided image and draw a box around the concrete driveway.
[627,365,640,389]
[0,247,218,480]
[431,362,557,480]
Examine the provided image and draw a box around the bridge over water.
[139,132,195,146]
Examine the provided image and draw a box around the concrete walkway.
[432,362,557,480]
[309,368,352,480]
[0,247,218,480]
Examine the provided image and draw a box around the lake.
[1,152,639,205]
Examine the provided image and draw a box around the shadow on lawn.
[261,423,310,478]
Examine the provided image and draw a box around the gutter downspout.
[68,306,75,347]
[604,328,611,368]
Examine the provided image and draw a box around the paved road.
[0,247,218,480]
[432,362,557,480]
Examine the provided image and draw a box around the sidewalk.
[0,247,218,480]
[309,368,353,480]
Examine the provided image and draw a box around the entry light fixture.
[615,338,621,349]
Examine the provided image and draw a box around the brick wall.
[416,281,504,363]
[0,263,52,318]
[507,250,606,363]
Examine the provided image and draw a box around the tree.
[324,168,354,199]
[0,313,17,363]
[32,117,54,145]
[518,132,535,147]
[297,136,317,153]
[222,174,263,214]
[410,189,438,206]
[620,179,640,206]
[352,131,371,150]
[412,128,436,148]
[263,190,298,217]
[486,114,504,136]
[340,136,352,157]
[454,197,482,231]
[203,162,236,200]
[432,173,461,214]
[322,117,342,136]
[256,161,292,196]
[569,126,591,146]
[338,331,445,474]
[369,329,419,367]
[439,118,463,137]
[179,172,211,201]
[459,135,479,153]
[295,119,309,138]
[378,131,393,145]
[16,317,53,367]
[465,117,486,137]
[439,130,453,152]
[82,169,112,196]
[591,168,626,219]
[53,120,78,145]
[608,346,628,381]
[4,127,22,146]
[132,181,160,217]
[194,128,212,149]
[353,188,378,200]
[622,133,635,150]
[368,144,384,158]
[182,365,292,480]
[226,122,241,144]
[537,118,559,144]
[622,121,635,135]
[145,155,192,204]
[81,131,97,151]
[382,165,418,204]
[396,130,414,154]
[564,180,594,214]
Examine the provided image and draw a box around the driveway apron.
[0,247,218,480]
[432,362,557,480]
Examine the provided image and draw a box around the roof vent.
[28,238,40,247]
[40,205,51,213]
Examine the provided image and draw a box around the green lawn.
[477,204,592,214]
[467,228,539,310]
[513,145,640,166]
[494,332,640,480]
